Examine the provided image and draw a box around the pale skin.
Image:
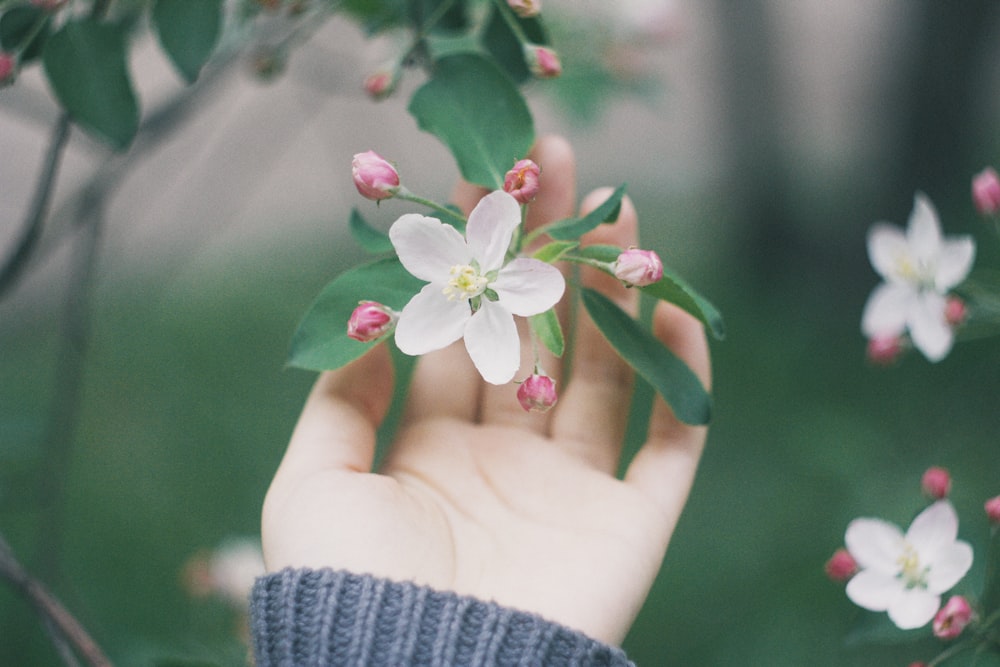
[261,136,712,647]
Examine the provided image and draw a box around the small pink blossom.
[352,150,400,201]
[932,595,973,640]
[985,495,1000,524]
[517,373,558,412]
[503,159,540,204]
[921,467,951,500]
[824,548,858,582]
[0,53,16,86]
[866,335,902,366]
[347,301,397,342]
[526,45,561,78]
[614,248,663,287]
[944,297,966,327]
[972,167,1000,216]
[507,0,540,17]
[363,70,396,100]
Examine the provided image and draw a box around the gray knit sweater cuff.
[250,568,635,667]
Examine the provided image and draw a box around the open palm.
[261,137,711,646]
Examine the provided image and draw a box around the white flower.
[389,190,565,384]
[861,193,975,362]
[845,500,973,630]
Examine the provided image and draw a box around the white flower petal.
[887,588,940,630]
[845,570,900,611]
[907,193,943,266]
[867,223,909,283]
[492,258,566,316]
[464,301,519,384]
[390,214,471,282]
[466,191,521,272]
[861,283,912,338]
[935,236,975,291]
[925,541,974,594]
[394,284,470,355]
[908,292,952,362]
[906,500,959,556]
[845,518,904,574]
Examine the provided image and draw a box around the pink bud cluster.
[921,466,951,500]
[972,167,1000,216]
[0,53,16,86]
[526,45,561,78]
[932,595,973,640]
[347,301,397,342]
[986,495,1000,524]
[503,159,540,204]
[352,150,400,201]
[614,248,663,287]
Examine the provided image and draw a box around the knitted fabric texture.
[250,568,635,667]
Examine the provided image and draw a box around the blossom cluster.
[827,468,1000,664]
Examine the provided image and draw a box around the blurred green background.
[3,1,1000,665]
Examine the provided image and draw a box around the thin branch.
[0,114,72,301]
[0,532,113,667]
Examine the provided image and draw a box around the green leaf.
[348,208,394,254]
[981,526,1000,616]
[530,308,564,358]
[641,267,726,340]
[43,20,139,150]
[581,287,711,425]
[532,240,577,263]
[289,258,422,371]
[544,184,626,241]
[0,7,50,63]
[573,244,622,264]
[408,53,534,189]
[152,0,222,83]
[482,5,548,84]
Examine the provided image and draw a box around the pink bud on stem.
[363,70,396,100]
[352,151,400,201]
[614,248,663,287]
[526,45,561,78]
[973,167,1000,216]
[932,595,973,640]
[517,373,558,412]
[865,335,902,366]
[503,159,541,204]
[824,548,857,582]
[921,466,951,500]
[507,0,540,17]
[985,495,1000,524]
[347,301,397,342]
[0,53,16,86]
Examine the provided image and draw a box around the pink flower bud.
[921,466,951,499]
[944,297,966,327]
[507,0,540,18]
[526,45,561,79]
[973,167,1000,216]
[347,301,397,342]
[985,495,1000,524]
[866,335,902,366]
[352,151,400,201]
[824,548,858,582]
[932,595,973,640]
[363,70,396,100]
[908,663,928,667]
[517,373,558,412]
[0,53,16,86]
[614,248,663,287]
[31,0,68,10]
[503,159,540,204]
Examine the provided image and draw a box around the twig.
[0,532,113,667]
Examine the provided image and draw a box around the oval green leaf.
[43,20,139,150]
[530,308,564,358]
[641,267,726,340]
[408,53,534,189]
[152,0,222,83]
[289,258,423,371]
[581,287,711,425]
[0,7,50,62]
[544,184,626,241]
[348,208,394,254]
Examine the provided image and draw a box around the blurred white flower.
[844,500,973,630]
[861,193,975,362]
[183,537,265,610]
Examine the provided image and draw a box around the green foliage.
[408,53,535,189]
[151,0,223,83]
[543,184,626,241]
[641,266,727,340]
[580,287,711,425]
[530,308,564,358]
[348,208,395,254]
[0,6,51,63]
[42,20,139,150]
[288,258,422,371]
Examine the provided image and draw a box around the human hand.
[261,136,711,646]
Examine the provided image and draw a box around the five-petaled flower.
[861,193,975,362]
[389,191,565,384]
[844,500,973,630]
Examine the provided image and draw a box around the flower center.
[897,543,929,589]
[443,263,489,301]
[895,255,936,289]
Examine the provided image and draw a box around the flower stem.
[395,187,467,227]
[488,0,532,45]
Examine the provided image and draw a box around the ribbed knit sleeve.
[250,568,635,667]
